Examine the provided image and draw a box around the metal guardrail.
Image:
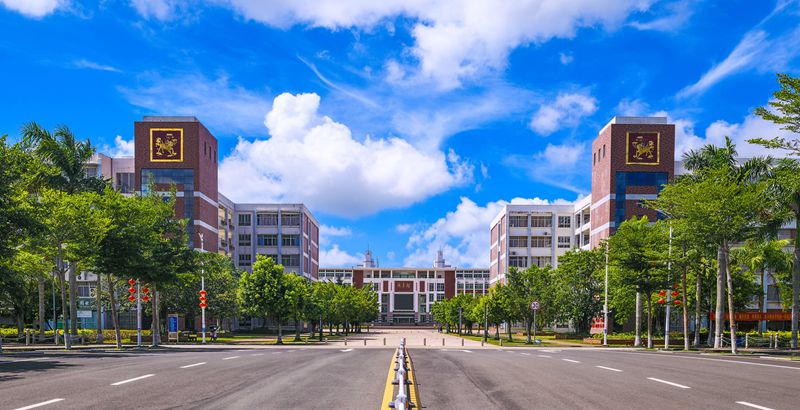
[384,338,421,409]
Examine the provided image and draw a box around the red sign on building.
[395,281,414,293]
[709,311,792,321]
[626,132,660,165]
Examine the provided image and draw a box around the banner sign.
[395,281,414,293]
[150,128,184,162]
[708,311,792,321]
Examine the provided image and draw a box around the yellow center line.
[381,348,398,410]
[407,350,421,410]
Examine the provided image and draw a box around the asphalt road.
[2,346,799,410]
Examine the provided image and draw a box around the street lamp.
[199,233,206,345]
[604,240,609,347]
[458,308,463,336]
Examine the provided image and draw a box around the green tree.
[507,266,557,343]
[554,248,605,336]
[285,274,310,341]
[651,141,771,353]
[237,256,291,344]
[608,216,669,348]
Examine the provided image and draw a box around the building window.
[509,236,528,248]
[257,234,277,247]
[531,215,552,228]
[256,212,278,226]
[282,254,300,267]
[116,172,135,194]
[428,283,434,292]
[238,234,251,247]
[509,256,527,268]
[558,216,571,228]
[238,214,251,226]
[531,256,551,267]
[436,293,445,301]
[282,235,299,247]
[509,215,528,227]
[436,283,445,292]
[602,144,606,158]
[558,236,571,248]
[282,213,301,226]
[531,236,552,248]
[238,254,252,267]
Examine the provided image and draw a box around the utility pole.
[483,302,488,342]
[458,308,463,336]
[604,240,609,346]
[665,224,673,349]
[136,279,142,347]
[200,233,206,345]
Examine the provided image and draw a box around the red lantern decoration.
[658,298,666,304]
[128,287,136,294]
[128,295,136,302]
[199,296,207,302]
[142,295,150,302]
[199,303,207,308]
[674,299,681,305]
[199,290,207,295]
[128,279,136,285]
[671,291,680,298]
[142,287,150,294]
[658,290,666,297]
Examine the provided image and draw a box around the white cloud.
[138,0,651,90]
[506,141,590,194]
[403,196,573,268]
[73,59,121,73]
[100,135,135,157]
[218,92,473,217]
[119,73,272,136]
[615,98,650,116]
[130,0,183,20]
[629,0,694,32]
[679,4,800,98]
[319,224,352,246]
[395,224,413,233]
[0,0,66,18]
[529,91,598,136]
[559,52,574,65]
[319,244,360,267]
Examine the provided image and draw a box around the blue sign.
[168,316,178,332]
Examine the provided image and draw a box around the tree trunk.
[682,266,689,350]
[96,273,103,344]
[714,245,725,348]
[494,323,500,340]
[646,293,653,349]
[694,267,701,347]
[507,322,513,341]
[108,275,122,348]
[38,276,46,337]
[723,242,738,354]
[58,266,71,349]
[792,213,800,349]
[758,268,765,336]
[68,262,78,336]
[634,292,642,347]
[152,288,161,346]
[526,318,532,344]
[294,316,301,342]
[276,321,283,344]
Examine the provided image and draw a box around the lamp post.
[483,301,488,343]
[604,240,609,346]
[458,308,463,336]
[665,224,673,349]
[199,233,206,345]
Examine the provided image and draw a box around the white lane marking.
[235,349,249,352]
[736,401,775,410]
[538,355,551,358]
[180,362,206,369]
[111,374,155,386]
[251,353,265,356]
[340,349,353,352]
[458,349,473,353]
[617,351,800,371]
[286,350,296,352]
[647,377,690,389]
[272,352,283,354]
[562,359,581,363]
[596,366,622,372]
[0,357,48,365]
[13,399,65,410]
[222,356,240,360]
[520,352,531,356]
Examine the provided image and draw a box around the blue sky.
[2,0,799,268]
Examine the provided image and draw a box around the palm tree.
[681,137,773,349]
[21,122,106,339]
[731,238,792,335]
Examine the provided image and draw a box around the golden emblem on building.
[150,128,184,162]
[625,132,660,165]
[631,136,655,160]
